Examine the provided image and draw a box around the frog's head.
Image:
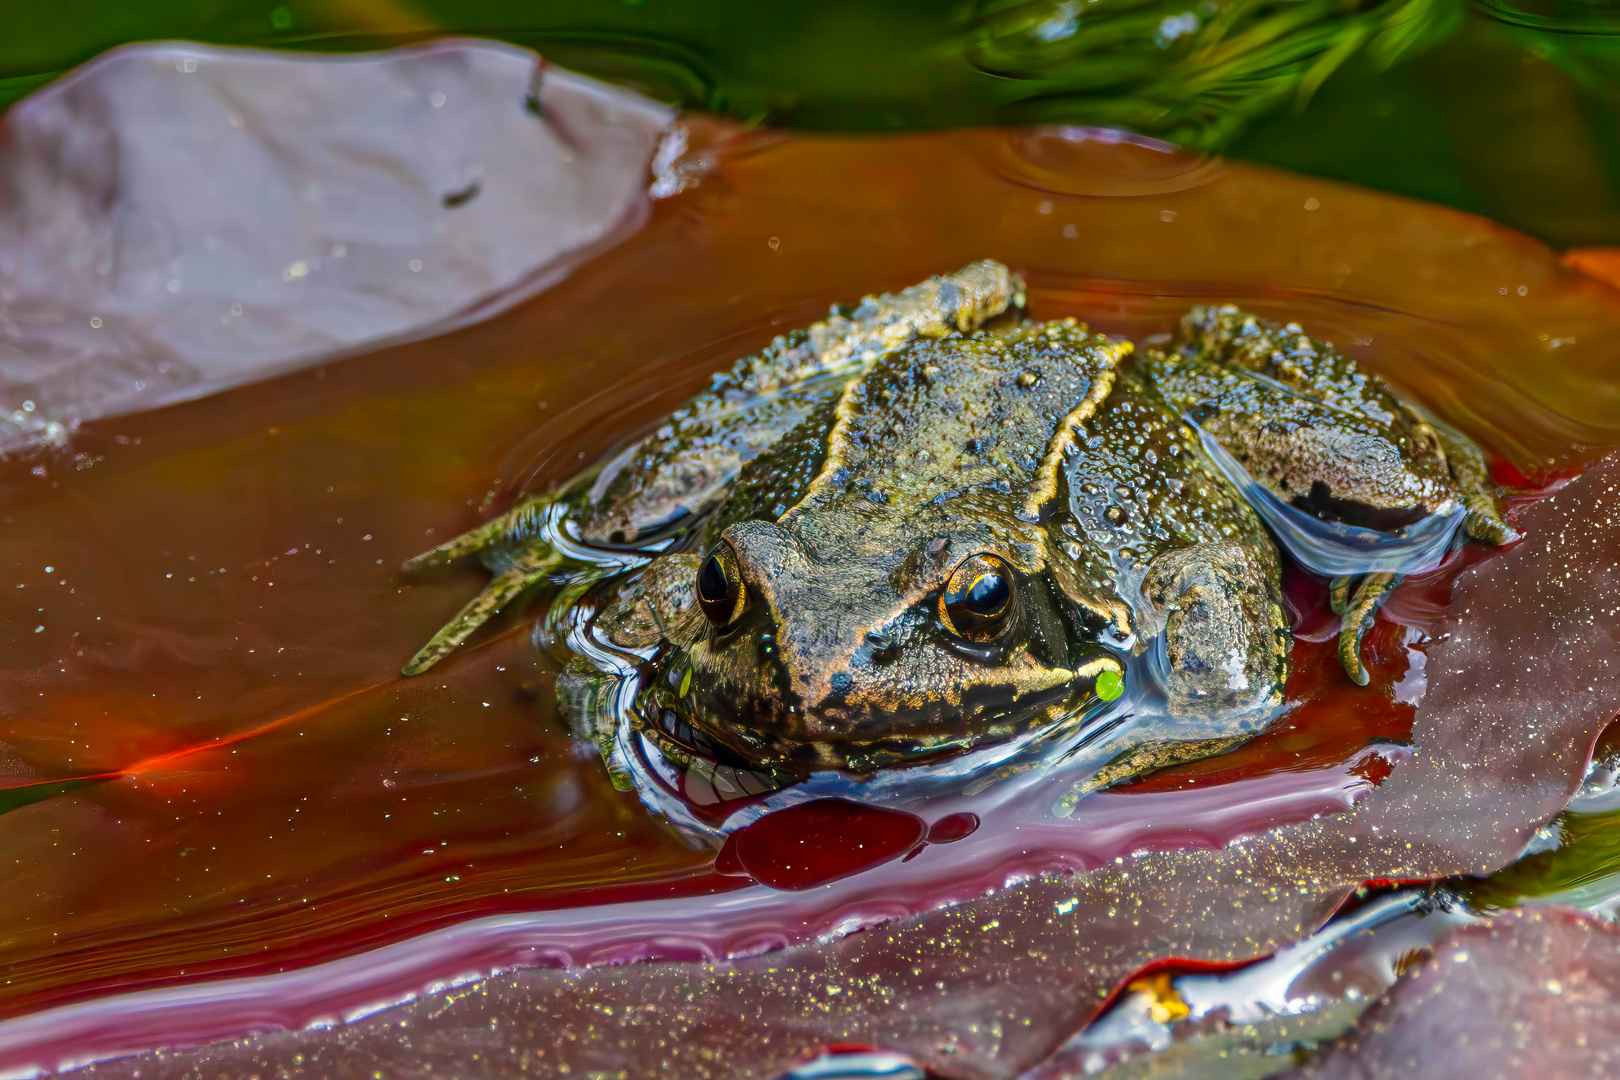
[668,498,1123,774]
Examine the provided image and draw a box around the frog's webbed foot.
[401,494,567,675]
[1141,541,1290,721]
[1337,571,1401,687]
[402,551,565,675]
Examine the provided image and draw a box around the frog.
[400,260,1512,798]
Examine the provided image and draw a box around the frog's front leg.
[1139,540,1290,721]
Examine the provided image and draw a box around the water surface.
[4,120,1620,1074]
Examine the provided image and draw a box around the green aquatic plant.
[964,0,1466,148]
[1463,806,1620,914]
[1476,0,1620,34]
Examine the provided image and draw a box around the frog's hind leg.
[402,550,565,675]
[1338,571,1401,686]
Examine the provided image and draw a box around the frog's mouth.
[629,703,791,809]
[652,668,1109,781]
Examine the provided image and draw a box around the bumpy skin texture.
[1152,305,1513,544]
[404,263,1509,782]
[675,323,1133,772]
[580,260,1022,546]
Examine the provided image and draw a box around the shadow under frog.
[400,261,1512,834]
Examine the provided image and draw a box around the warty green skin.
[403,261,1511,783]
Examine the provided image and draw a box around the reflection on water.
[3,118,1620,1074]
[964,0,1462,149]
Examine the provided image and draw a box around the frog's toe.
[1337,571,1401,686]
[1463,500,1519,546]
[1338,625,1372,687]
[1431,425,1517,547]
[1329,576,1352,615]
[401,553,561,675]
[402,495,554,573]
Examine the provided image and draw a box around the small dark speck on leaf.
[442,182,481,208]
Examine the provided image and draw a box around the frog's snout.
[711,519,873,709]
[687,519,923,750]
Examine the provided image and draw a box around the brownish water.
[4,119,1620,1028]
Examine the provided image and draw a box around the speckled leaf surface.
[1287,905,1620,1079]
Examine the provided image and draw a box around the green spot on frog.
[1096,668,1124,702]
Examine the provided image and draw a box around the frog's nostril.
[864,629,900,663]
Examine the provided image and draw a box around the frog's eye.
[941,554,1015,642]
[696,544,746,629]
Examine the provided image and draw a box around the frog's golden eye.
[941,554,1015,642]
[696,544,746,629]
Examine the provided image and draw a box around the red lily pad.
[1289,906,1620,1079]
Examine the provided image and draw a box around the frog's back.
[777,320,1126,523]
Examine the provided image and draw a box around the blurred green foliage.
[1,0,1620,246]
[965,0,1463,149]
[0,0,1466,141]
[1464,806,1620,914]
